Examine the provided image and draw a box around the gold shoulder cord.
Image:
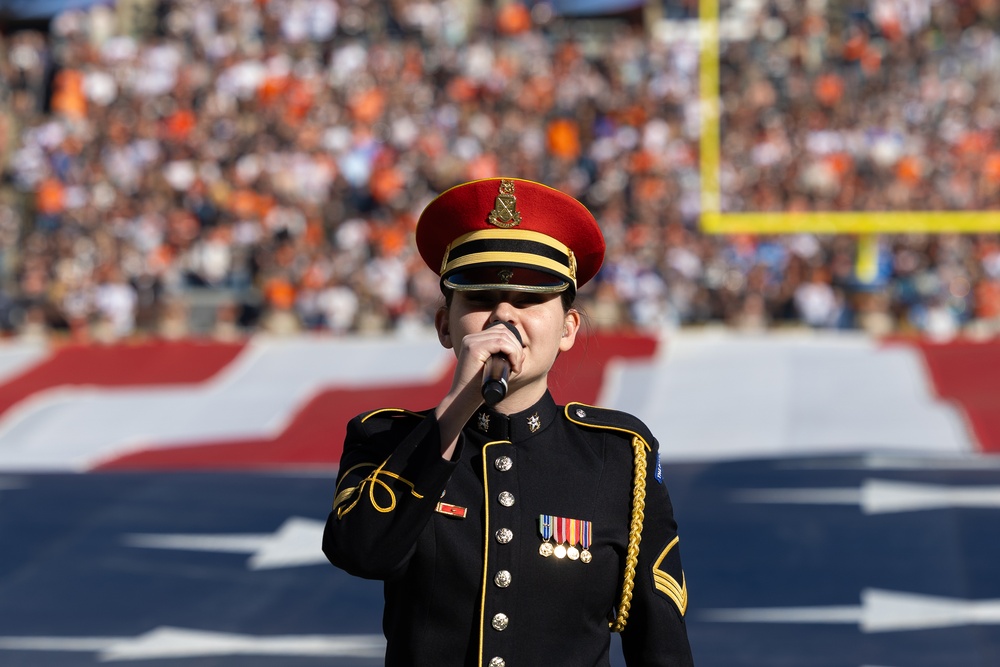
[610,434,648,633]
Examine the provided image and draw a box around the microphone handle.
[481,354,510,407]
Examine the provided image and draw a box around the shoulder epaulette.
[354,408,427,435]
[360,407,427,423]
[361,408,426,421]
[564,402,655,450]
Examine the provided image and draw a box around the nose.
[490,298,517,325]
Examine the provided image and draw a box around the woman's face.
[439,290,580,395]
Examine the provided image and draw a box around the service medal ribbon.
[553,516,567,558]
[538,514,554,557]
[539,515,553,540]
[553,516,565,543]
[566,518,580,559]
[435,502,468,519]
[539,514,592,561]
[580,520,593,563]
[567,519,579,547]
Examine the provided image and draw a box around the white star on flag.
[123,517,326,569]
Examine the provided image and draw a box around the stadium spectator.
[0,0,998,341]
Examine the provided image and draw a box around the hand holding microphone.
[482,321,523,407]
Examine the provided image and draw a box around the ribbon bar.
[435,502,468,519]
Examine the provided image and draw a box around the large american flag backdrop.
[0,331,998,666]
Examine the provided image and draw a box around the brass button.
[494,570,511,588]
[496,528,513,544]
[492,613,509,631]
[488,658,505,667]
[498,491,514,507]
[494,455,512,472]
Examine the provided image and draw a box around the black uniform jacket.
[323,391,693,667]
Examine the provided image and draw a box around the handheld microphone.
[482,321,522,407]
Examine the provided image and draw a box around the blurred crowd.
[1,0,999,343]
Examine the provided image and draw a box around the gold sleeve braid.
[609,434,648,633]
[333,461,424,519]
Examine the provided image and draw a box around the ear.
[558,308,581,352]
[435,306,454,349]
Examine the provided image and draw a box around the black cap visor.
[442,265,570,294]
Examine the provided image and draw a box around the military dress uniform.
[323,394,692,666]
[322,178,693,666]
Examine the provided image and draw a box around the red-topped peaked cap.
[415,178,605,295]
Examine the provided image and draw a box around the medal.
[566,518,580,559]
[539,514,593,562]
[580,519,593,564]
[538,515,554,557]
[553,516,567,558]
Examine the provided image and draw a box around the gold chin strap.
[610,434,649,633]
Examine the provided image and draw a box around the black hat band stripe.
[447,238,569,269]
[444,251,573,282]
[440,229,577,285]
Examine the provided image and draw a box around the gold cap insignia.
[497,269,514,284]
[487,179,522,228]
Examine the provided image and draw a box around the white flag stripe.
[0,637,122,651]
[609,333,973,461]
[734,479,1000,514]
[734,488,863,505]
[779,454,1000,471]
[0,627,385,660]
[0,332,981,471]
[0,336,451,470]
[703,588,1000,633]
[125,534,272,553]
[0,341,49,385]
[101,627,385,660]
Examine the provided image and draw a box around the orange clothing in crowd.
[547,118,581,160]
[814,72,844,107]
[975,280,1000,320]
[896,156,922,186]
[229,189,275,221]
[264,276,296,309]
[36,178,66,216]
[164,109,197,142]
[497,3,531,35]
[349,88,386,125]
[258,75,289,107]
[283,79,315,125]
[371,218,410,257]
[983,153,1000,188]
[369,167,406,205]
[51,69,87,119]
